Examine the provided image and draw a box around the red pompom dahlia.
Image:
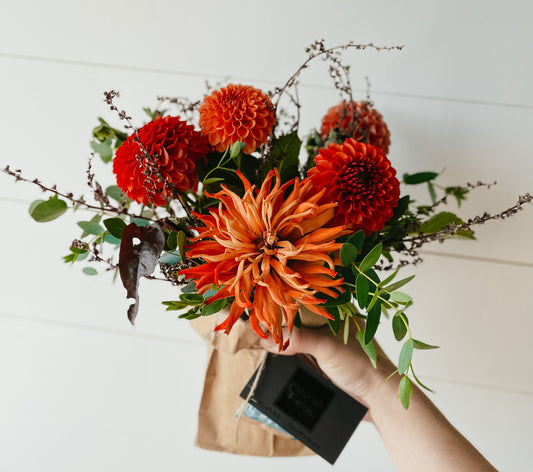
[320,101,391,154]
[113,116,209,206]
[199,84,276,154]
[308,139,400,235]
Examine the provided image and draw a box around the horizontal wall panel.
[1,1,532,106]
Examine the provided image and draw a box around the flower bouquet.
[3,40,531,459]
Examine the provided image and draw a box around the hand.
[260,325,396,412]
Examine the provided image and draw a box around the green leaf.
[356,273,369,309]
[82,267,98,276]
[78,220,105,236]
[164,230,178,252]
[202,177,225,186]
[347,230,365,251]
[179,293,205,305]
[390,291,412,305]
[382,275,415,294]
[103,218,127,239]
[202,298,228,316]
[403,171,439,185]
[340,242,357,267]
[90,137,113,163]
[273,131,302,183]
[356,330,378,368]
[106,185,126,202]
[398,338,414,375]
[162,300,189,311]
[419,212,464,234]
[399,375,413,409]
[380,266,400,288]
[364,301,381,344]
[343,316,350,344]
[428,182,437,204]
[326,306,341,335]
[392,313,408,341]
[230,141,244,158]
[359,243,382,272]
[29,196,68,222]
[413,339,439,350]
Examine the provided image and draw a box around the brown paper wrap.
[190,311,314,457]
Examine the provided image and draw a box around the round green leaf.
[29,196,68,222]
[392,313,408,341]
[77,221,105,235]
[82,267,98,276]
[340,242,357,267]
[103,218,127,239]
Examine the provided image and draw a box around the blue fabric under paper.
[236,403,294,437]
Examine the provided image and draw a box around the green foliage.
[403,171,439,185]
[359,243,382,272]
[340,242,357,266]
[29,195,68,222]
[392,313,408,341]
[398,338,414,375]
[419,212,475,239]
[77,220,105,236]
[91,117,128,163]
[103,218,127,239]
[399,375,413,409]
[82,267,98,276]
[356,330,378,368]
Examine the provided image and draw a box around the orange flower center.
[256,231,279,255]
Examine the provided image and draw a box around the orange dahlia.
[199,84,276,154]
[179,170,350,350]
[113,116,209,206]
[308,139,400,235]
[320,101,391,154]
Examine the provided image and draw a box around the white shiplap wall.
[1,1,532,471]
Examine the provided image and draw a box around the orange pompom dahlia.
[308,139,400,235]
[179,170,350,350]
[113,116,209,206]
[320,101,391,154]
[199,84,276,154]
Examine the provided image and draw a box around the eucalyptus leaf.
[392,313,408,341]
[90,137,113,162]
[340,242,357,267]
[82,267,98,276]
[29,196,68,222]
[106,185,126,202]
[364,301,381,344]
[390,291,413,304]
[359,243,382,272]
[202,298,228,316]
[382,275,415,293]
[347,230,365,251]
[413,339,439,350]
[399,375,413,409]
[78,220,105,235]
[356,273,369,309]
[162,300,188,311]
[398,338,414,374]
[403,171,439,185]
[343,316,350,344]
[103,218,127,239]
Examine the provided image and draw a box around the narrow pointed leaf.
[399,375,413,409]
[359,243,382,272]
[398,338,414,374]
[413,339,439,350]
[356,273,369,308]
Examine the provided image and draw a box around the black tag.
[240,353,368,464]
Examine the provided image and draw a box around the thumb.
[260,326,326,356]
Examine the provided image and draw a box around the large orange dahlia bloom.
[113,116,209,206]
[308,139,400,235]
[179,170,350,349]
[320,101,391,154]
[199,84,276,154]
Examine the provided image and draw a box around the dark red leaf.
[119,223,165,324]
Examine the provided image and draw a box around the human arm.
[261,326,497,472]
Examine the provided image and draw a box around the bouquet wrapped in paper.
[4,40,531,459]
